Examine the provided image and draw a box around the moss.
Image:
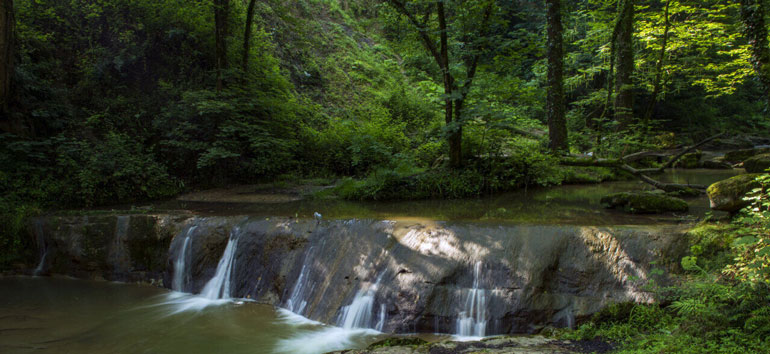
[600,192,689,214]
[706,174,761,212]
[686,223,737,272]
[367,337,429,349]
[562,167,619,184]
[744,153,770,173]
[126,216,171,272]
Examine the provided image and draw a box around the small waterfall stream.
[286,246,317,316]
[172,226,197,292]
[455,261,487,337]
[337,272,385,330]
[33,220,47,276]
[200,227,241,299]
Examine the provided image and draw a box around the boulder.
[706,174,761,212]
[744,153,770,173]
[723,148,770,164]
[600,192,689,214]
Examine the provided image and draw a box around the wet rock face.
[31,215,688,335]
[707,174,761,212]
[30,215,182,282]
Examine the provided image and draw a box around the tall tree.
[242,0,257,73]
[386,0,494,168]
[614,0,635,127]
[546,0,567,151]
[740,0,770,109]
[214,0,229,92]
[644,0,671,121]
[0,0,13,118]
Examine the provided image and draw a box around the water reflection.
[147,169,742,225]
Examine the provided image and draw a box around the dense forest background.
[1,0,768,212]
[1,1,770,352]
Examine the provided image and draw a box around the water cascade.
[337,273,385,330]
[33,221,47,276]
[286,247,315,316]
[172,226,197,292]
[455,261,487,337]
[375,304,386,332]
[200,228,240,299]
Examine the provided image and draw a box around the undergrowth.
[556,173,770,353]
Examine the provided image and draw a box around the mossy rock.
[561,167,617,184]
[723,148,770,164]
[673,151,702,169]
[744,153,770,173]
[600,192,689,214]
[707,174,761,212]
[367,337,428,349]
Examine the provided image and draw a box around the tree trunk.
[242,0,257,73]
[644,0,671,121]
[386,0,493,169]
[614,0,634,128]
[0,0,13,117]
[214,0,229,92]
[437,1,462,168]
[740,0,770,109]
[546,0,567,152]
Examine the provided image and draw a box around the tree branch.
[387,0,444,72]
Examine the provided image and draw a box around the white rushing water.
[455,261,487,338]
[33,221,47,276]
[200,228,240,299]
[172,226,197,292]
[163,226,240,313]
[338,272,385,330]
[286,246,315,316]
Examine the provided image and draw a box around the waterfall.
[375,304,386,332]
[172,226,197,292]
[107,215,130,271]
[200,228,240,299]
[286,247,315,315]
[455,261,487,337]
[33,221,47,276]
[337,273,385,330]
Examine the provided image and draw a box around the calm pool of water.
[0,277,387,354]
[149,169,742,225]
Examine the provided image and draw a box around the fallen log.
[561,133,723,193]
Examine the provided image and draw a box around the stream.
[2,169,744,354]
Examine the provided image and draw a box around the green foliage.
[558,173,770,353]
[725,173,770,284]
[335,142,564,200]
[0,204,38,269]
